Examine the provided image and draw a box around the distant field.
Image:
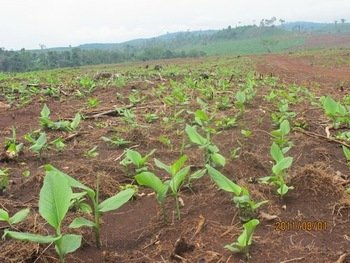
[179,35,306,55]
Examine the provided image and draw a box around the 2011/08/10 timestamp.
[274,220,328,231]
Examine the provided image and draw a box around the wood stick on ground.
[279,257,305,263]
[294,128,350,148]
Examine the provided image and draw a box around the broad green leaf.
[69,217,95,228]
[29,132,47,153]
[210,153,226,167]
[55,234,82,257]
[277,184,290,196]
[70,113,81,130]
[224,243,242,253]
[185,125,207,146]
[3,230,60,243]
[41,104,51,118]
[270,142,284,163]
[39,171,72,230]
[195,109,208,121]
[126,149,143,166]
[98,188,135,213]
[272,157,293,175]
[342,146,350,161]
[188,169,207,182]
[135,172,168,203]
[171,155,188,175]
[170,166,190,194]
[237,219,259,246]
[280,120,290,136]
[206,165,241,196]
[9,208,30,225]
[0,208,9,222]
[154,158,171,174]
[44,165,95,198]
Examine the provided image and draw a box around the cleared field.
[0,51,349,263]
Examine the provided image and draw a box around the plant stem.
[175,196,180,220]
[94,174,101,249]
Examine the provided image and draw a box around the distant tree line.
[0,47,206,72]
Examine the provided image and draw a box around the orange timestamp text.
[274,220,328,231]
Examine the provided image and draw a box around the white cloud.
[0,0,349,49]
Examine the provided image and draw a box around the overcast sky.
[1,0,349,50]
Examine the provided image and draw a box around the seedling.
[271,100,296,125]
[260,143,294,197]
[79,76,95,93]
[101,136,130,148]
[0,168,9,193]
[4,127,23,159]
[185,125,225,167]
[42,165,134,249]
[271,119,292,151]
[3,171,82,263]
[51,137,66,152]
[321,96,349,128]
[225,219,260,257]
[235,90,246,113]
[120,149,156,173]
[29,132,47,158]
[39,104,81,131]
[230,147,241,160]
[0,207,30,227]
[206,165,267,221]
[145,113,159,123]
[153,155,190,219]
[84,146,99,158]
[343,146,350,165]
[86,97,100,108]
[241,129,253,138]
[135,156,189,220]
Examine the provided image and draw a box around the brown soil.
[0,55,350,263]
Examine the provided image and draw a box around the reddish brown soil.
[257,54,350,97]
[1,55,350,263]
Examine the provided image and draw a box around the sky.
[1,0,349,50]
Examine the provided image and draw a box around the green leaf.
[210,153,226,167]
[342,146,350,161]
[170,166,190,194]
[272,157,293,175]
[237,219,260,247]
[55,234,82,257]
[280,120,290,136]
[98,188,135,213]
[44,165,95,198]
[3,230,60,243]
[154,158,171,174]
[0,208,9,222]
[9,208,30,225]
[277,184,291,196]
[41,104,51,118]
[171,155,188,175]
[270,142,284,163]
[69,217,95,228]
[188,169,207,182]
[29,132,47,153]
[135,172,168,204]
[206,165,241,196]
[224,243,242,253]
[185,125,207,146]
[126,149,143,166]
[39,170,72,230]
[70,113,81,130]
